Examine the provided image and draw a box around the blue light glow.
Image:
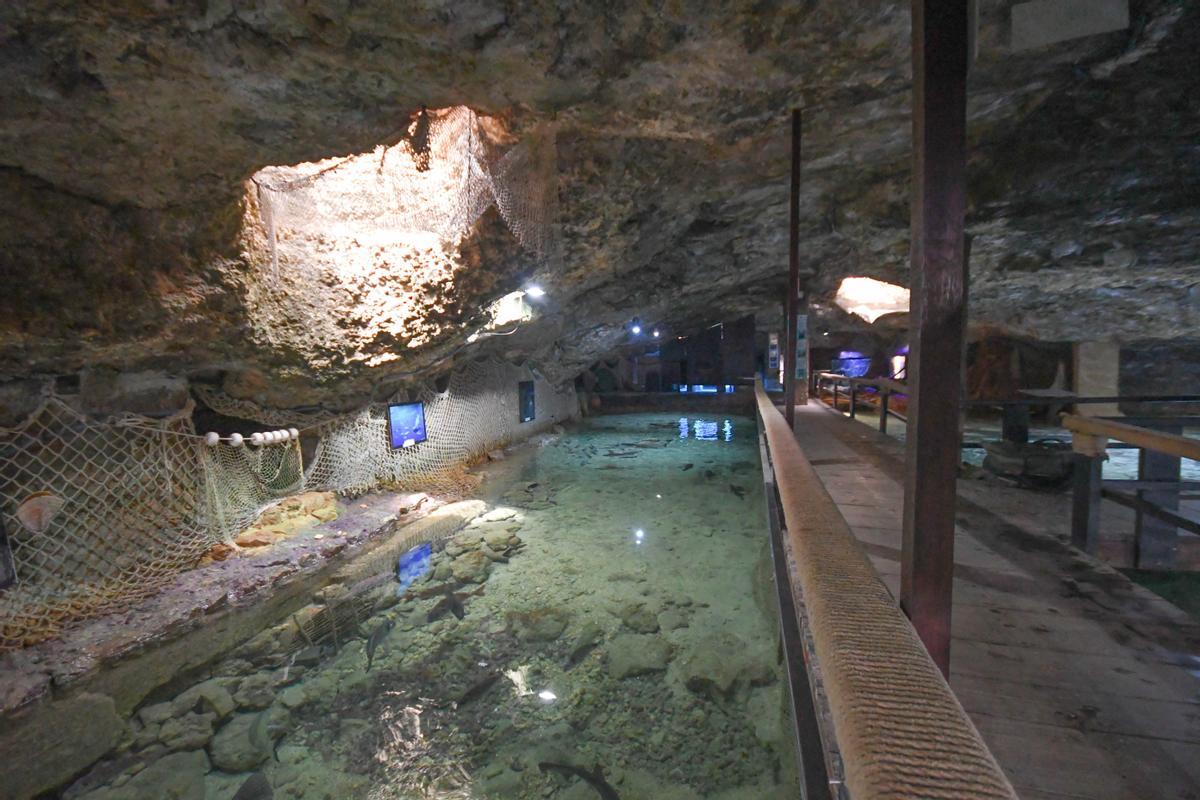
[690,384,719,394]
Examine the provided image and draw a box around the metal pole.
[783,109,802,428]
[900,0,969,678]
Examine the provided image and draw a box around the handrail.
[754,379,1018,800]
[1062,413,1200,461]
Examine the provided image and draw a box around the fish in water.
[681,463,694,471]
[538,762,620,800]
[455,671,501,707]
[703,469,715,479]
[729,484,746,499]
[365,619,394,671]
[428,593,466,622]
[232,772,273,800]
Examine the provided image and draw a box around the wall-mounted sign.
[795,315,808,381]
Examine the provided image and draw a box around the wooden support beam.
[783,109,802,427]
[880,393,890,434]
[900,0,969,677]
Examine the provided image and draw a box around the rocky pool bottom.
[51,413,797,800]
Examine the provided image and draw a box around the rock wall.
[0,2,1196,412]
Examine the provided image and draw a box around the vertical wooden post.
[832,382,839,413]
[783,109,802,428]
[900,0,969,677]
[849,383,858,418]
[880,392,890,434]
[1136,423,1181,569]
[1071,454,1103,553]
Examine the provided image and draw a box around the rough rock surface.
[0,3,1196,406]
[607,633,672,679]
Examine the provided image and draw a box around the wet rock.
[658,608,689,631]
[138,701,176,726]
[619,601,661,634]
[476,507,518,524]
[133,721,161,750]
[1,692,128,798]
[451,549,492,583]
[433,560,453,580]
[483,529,515,549]
[77,749,209,800]
[564,621,604,668]
[279,685,307,709]
[607,634,672,679]
[158,712,216,751]
[172,679,236,720]
[234,672,275,710]
[676,634,773,699]
[507,606,570,642]
[209,711,274,772]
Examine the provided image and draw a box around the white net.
[0,399,208,649]
[0,359,577,650]
[254,106,559,266]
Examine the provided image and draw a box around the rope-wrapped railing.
[755,380,1017,800]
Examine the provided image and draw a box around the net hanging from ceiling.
[253,106,559,266]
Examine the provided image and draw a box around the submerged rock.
[607,634,672,679]
[507,606,570,642]
[172,679,236,720]
[451,549,492,583]
[77,750,209,800]
[675,633,774,699]
[233,672,276,710]
[619,602,660,634]
[158,712,216,751]
[209,712,273,772]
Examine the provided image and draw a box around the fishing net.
[254,106,559,268]
[0,399,209,649]
[0,358,576,650]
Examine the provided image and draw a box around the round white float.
[204,432,220,447]
[229,433,244,447]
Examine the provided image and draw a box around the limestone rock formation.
[1,2,1196,408]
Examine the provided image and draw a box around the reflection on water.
[83,414,796,800]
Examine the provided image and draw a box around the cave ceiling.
[0,0,1197,408]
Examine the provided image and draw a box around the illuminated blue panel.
[387,402,427,449]
[832,350,871,378]
[694,420,719,441]
[690,384,719,394]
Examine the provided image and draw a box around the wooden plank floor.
[789,402,1200,800]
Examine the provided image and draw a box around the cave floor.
[788,401,1200,800]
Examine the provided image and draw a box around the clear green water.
[142,413,796,800]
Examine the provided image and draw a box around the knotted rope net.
[0,358,576,650]
[254,106,559,268]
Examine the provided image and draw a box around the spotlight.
[525,285,546,299]
[652,330,660,338]
[537,689,557,702]
[631,325,642,335]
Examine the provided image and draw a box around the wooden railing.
[1063,414,1200,568]
[812,372,908,433]
[754,379,1017,799]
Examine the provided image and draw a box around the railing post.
[832,381,839,413]
[1071,454,1103,554]
[849,382,857,418]
[1136,422,1181,569]
[1001,403,1030,445]
[880,392,889,434]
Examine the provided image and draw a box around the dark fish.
[365,619,394,671]
[563,625,603,670]
[455,671,501,707]
[538,762,620,800]
[526,482,541,491]
[704,469,715,479]
[428,593,466,622]
[232,772,273,800]
[729,484,746,499]
[681,463,694,471]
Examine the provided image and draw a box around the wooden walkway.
[789,402,1200,800]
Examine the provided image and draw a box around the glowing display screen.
[387,402,428,449]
